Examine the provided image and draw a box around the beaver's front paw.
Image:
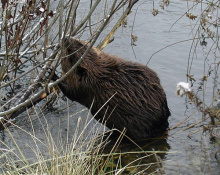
[46,66,60,81]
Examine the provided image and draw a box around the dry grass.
[0,105,169,175]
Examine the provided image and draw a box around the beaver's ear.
[77,66,87,81]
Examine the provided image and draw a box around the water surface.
[1,1,219,174]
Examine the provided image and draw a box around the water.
[1,1,219,174]
[100,2,219,173]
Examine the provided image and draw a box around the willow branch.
[0,0,112,129]
[97,0,139,50]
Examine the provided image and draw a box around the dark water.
[1,1,219,174]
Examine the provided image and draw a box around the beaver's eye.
[77,66,86,81]
[68,55,76,64]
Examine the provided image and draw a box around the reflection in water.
[99,133,170,174]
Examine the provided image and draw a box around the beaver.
[53,37,171,140]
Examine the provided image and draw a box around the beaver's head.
[62,37,99,67]
[60,37,101,86]
[62,38,85,65]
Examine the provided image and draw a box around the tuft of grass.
[0,103,168,175]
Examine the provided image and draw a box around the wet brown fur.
[56,37,171,140]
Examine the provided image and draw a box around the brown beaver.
[53,37,171,140]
